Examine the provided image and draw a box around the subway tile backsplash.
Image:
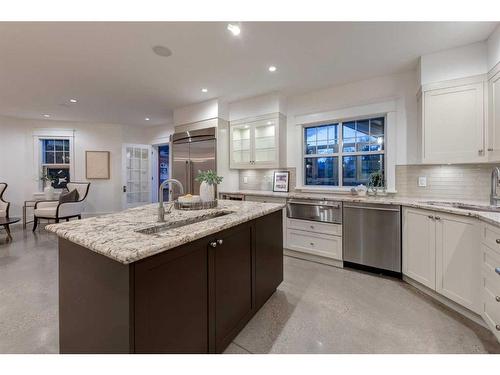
[395,164,496,202]
[239,168,296,191]
[238,164,495,202]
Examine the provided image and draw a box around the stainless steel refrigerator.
[170,127,216,199]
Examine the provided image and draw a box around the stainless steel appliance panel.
[343,203,401,273]
[171,127,217,198]
[171,142,190,199]
[189,139,216,195]
[286,199,342,224]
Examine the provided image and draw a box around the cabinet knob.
[496,296,500,302]
[435,216,441,221]
[310,242,314,246]
[479,149,484,155]
[428,215,434,219]
[310,225,314,229]
[496,267,500,275]
[209,241,217,248]
[217,239,223,245]
[496,239,500,244]
[496,325,500,331]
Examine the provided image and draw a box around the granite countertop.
[46,200,284,265]
[220,189,500,227]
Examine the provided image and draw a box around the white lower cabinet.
[480,224,500,341]
[403,208,436,289]
[286,218,342,261]
[403,208,480,314]
[435,213,480,313]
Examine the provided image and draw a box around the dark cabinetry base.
[59,210,283,353]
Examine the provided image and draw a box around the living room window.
[40,138,71,189]
[304,116,385,187]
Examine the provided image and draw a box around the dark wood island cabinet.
[58,209,283,354]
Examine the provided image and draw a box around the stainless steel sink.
[424,201,500,213]
[136,211,232,235]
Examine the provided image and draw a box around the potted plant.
[40,170,56,200]
[367,171,385,196]
[195,170,223,202]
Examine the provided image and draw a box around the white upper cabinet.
[487,67,500,161]
[420,78,486,164]
[229,113,286,169]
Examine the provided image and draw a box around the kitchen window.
[304,116,385,187]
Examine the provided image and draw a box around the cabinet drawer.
[482,223,500,254]
[286,229,342,260]
[482,276,500,339]
[244,195,286,204]
[287,218,342,236]
[481,243,500,279]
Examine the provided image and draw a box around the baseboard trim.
[403,275,487,329]
[284,248,343,268]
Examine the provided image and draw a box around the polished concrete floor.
[1,224,499,354]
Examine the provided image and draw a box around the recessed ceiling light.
[227,24,241,36]
[268,65,277,72]
[42,114,50,118]
[152,45,173,57]
[69,98,77,103]
[201,88,208,93]
[145,117,150,121]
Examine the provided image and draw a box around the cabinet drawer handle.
[217,239,223,245]
[497,325,500,331]
[428,215,434,219]
[435,216,441,221]
[209,241,217,248]
[310,242,315,246]
[496,267,500,275]
[496,239,500,244]
[496,296,500,302]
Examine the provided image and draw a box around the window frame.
[33,130,75,192]
[302,114,386,188]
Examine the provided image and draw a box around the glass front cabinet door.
[229,113,285,169]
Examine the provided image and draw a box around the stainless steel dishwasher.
[343,202,401,276]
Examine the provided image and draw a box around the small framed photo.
[273,171,290,192]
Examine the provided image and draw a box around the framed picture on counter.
[273,171,290,192]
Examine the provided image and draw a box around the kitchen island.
[46,200,284,354]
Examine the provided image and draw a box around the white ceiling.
[0,22,497,125]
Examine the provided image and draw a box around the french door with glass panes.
[122,144,152,209]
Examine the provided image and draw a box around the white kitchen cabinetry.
[402,208,436,289]
[403,207,480,314]
[286,218,342,261]
[480,223,500,341]
[229,113,286,169]
[435,212,480,313]
[487,67,500,161]
[420,78,486,164]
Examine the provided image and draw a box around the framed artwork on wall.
[86,151,110,179]
[273,171,290,192]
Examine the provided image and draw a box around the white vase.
[44,185,55,200]
[200,181,215,202]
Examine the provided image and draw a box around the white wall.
[420,42,488,85]
[228,92,286,121]
[173,99,219,126]
[0,115,147,217]
[145,123,175,145]
[286,70,419,167]
[488,25,500,70]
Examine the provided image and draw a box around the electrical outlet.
[243,176,248,184]
[418,176,427,187]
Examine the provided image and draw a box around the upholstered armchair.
[0,183,10,218]
[33,182,90,231]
